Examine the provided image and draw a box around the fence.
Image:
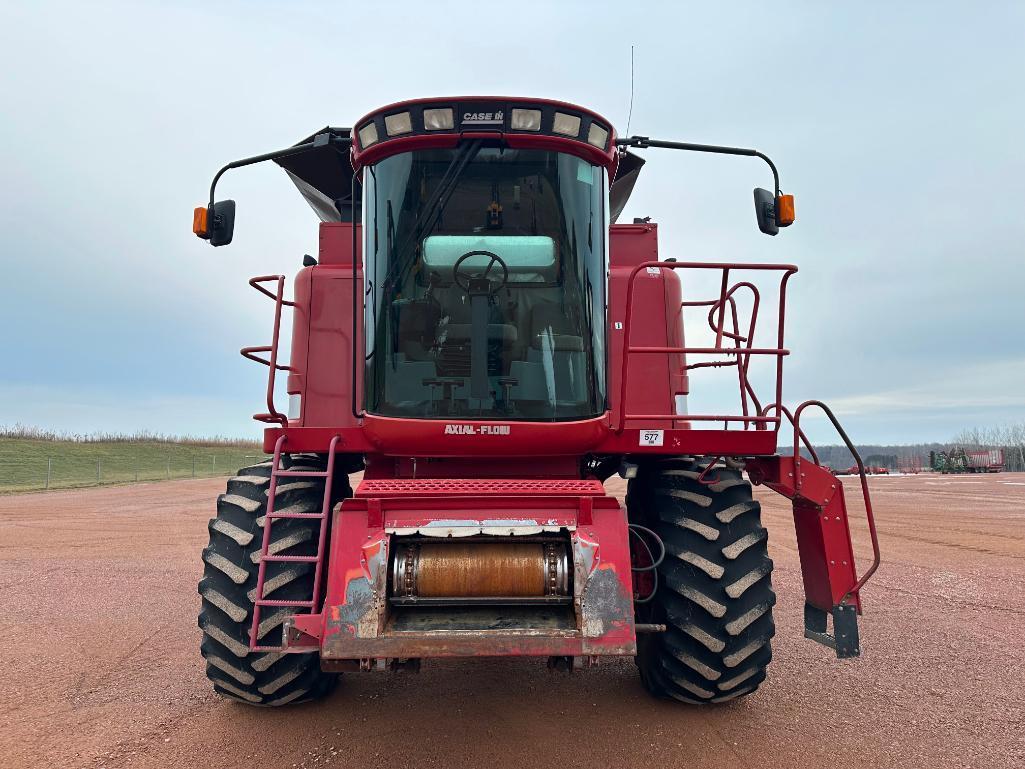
[0,443,265,493]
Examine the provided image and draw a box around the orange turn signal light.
[776,194,795,227]
[193,206,209,238]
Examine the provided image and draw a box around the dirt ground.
[1,471,1023,769]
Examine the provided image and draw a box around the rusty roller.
[390,541,570,601]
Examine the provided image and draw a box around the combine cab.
[194,97,880,706]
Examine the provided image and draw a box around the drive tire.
[198,454,352,706]
[628,456,776,704]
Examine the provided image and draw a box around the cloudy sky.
[1,1,1022,443]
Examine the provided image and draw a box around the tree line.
[784,421,1025,472]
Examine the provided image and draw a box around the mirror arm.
[615,136,781,197]
[207,133,352,208]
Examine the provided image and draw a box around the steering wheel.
[452,250,509,295]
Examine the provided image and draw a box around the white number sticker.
[646,266,661,275]
[640,429,664,447]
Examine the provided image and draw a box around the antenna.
[626,45,635,137]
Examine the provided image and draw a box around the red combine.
[193,97,880,706]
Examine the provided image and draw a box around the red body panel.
[748,456,863,612]
[608,223,686,431]
[288,223,362,429]
[309,479,635,661]
[262,424,781,457]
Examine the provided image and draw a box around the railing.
[240,275,294,427]
[761,402,819,463]
[616,261,798,433]
[791,400,881,603]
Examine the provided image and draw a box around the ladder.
[248,434,341,652]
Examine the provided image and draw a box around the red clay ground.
[1,472,1023,769]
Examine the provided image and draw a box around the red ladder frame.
[249,434,341,652]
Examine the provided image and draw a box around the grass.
[0,430,265,494]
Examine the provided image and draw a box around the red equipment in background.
[966,448,1005,472]
[194,96,880,707]
[897,456,923,474]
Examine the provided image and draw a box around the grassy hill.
[0,429,264,493]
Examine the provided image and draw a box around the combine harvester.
[193,97,880,706]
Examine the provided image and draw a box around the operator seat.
[435,285,518,374]
[508,301,588,411]
[528,301,585,352]
[396,298,442,361]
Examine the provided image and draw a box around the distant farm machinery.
[834,464,890,476]
[930,447,1005,474]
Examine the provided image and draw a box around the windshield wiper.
[384,139,484,294]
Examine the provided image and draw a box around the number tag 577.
[640,430,664,447]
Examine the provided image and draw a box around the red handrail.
[760,402,820,464]
[683,283,762,428]
[616,261,798,433]
[792,400,881,602]
[240,275,294,427]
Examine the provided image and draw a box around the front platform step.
[355,478,606,497]
[804,602,861,658]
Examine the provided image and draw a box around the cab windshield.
[363,144,607,420]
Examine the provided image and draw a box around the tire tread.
[631,457,776,705]
[197,455,351,706]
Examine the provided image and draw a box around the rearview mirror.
[208,200,236,246]
[753,188,796,236]
[193,200,236,246]
[753,188,778,236]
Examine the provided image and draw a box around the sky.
[0,0,1022,444]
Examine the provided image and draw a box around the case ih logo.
[461,110,504,125]
[444,424,511,435]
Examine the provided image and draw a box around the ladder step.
[249,445,338,653]
[251,643,287,652]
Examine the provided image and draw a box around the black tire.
[628,456,776,704]
[198,454,352,706]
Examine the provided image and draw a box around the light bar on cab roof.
[510,108,541,131]
[357,122,379,148]
[423,107,454,130]
[352,99,613,154]
[384,111,412,136]
[587,122,610,149]
[552,112,581,137]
